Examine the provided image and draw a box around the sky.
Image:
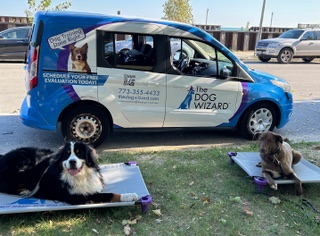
[1,0,320,28]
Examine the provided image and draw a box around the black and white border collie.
[0,142,138,205]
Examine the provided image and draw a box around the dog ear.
[85,144,98,167]
[69,44,75,51]
[275,133,283,144]
[82,43,88,50]
[52,142,69,162]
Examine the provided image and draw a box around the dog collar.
[269,145,281,157]
[271,146,282,164]
[273,156,282,166]
[272,149,285,177]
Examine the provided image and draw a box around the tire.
[277,48,293,63]
[61,105,110,147]
[302,57,314,63]
[239,103,277,140]
[258,56,271,62]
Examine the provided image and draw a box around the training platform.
[0,162,151,214]
[228,152,320,191]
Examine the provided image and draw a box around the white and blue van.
[21,11,293,147]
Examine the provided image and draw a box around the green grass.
[1,142,320,235]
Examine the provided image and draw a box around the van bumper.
[20,98,56,131]
[277,92,293,128]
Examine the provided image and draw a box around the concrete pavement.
[233,51,258,61]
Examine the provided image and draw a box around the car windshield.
[279,30,304,39]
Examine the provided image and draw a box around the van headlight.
[271,80,291,93]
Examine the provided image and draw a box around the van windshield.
[279,30,304,39]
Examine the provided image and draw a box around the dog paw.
[270,183,278,190]
[19,190,31,197]
[120,193,139,202]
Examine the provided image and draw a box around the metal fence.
[211,31,282,51]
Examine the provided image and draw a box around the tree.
[162,0,194,24]
[25,0,71,23]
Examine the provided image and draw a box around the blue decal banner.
[42,71,108,86]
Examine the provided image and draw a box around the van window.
[170,37,235,78]
[98,31,155,70]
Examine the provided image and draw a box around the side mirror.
[219,68,230,78]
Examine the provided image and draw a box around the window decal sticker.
[48,28,85,49]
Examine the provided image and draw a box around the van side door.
[164,38,242,127]
[96,31,166,128]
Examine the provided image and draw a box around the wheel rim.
[249,108,273,134]
[280,50,292,63]
[70,114,102,143]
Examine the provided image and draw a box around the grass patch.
[1,142,320,235]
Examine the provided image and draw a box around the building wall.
[0,16,31,31]
[210,31,282,50]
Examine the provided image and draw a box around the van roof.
[34,11,212,41]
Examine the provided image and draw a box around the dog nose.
[69,160,77,167]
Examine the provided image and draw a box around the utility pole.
[206,8,209,25]
[256,0,266,55]
[270,12,273,27]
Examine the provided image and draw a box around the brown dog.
[69,43,91,73]
[256,131,303,195]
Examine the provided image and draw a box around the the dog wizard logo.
[178,86,195,109]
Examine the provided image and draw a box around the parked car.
[256,28,320,63]
[0,26,31,60]
[21,11,293,147]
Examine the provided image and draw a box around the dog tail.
[292,150,302,165]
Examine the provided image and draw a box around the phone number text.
[118,88,160,96]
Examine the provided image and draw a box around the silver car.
[255,28,320,63]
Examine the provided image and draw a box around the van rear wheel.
[61,106,110,147]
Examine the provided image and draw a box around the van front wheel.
[61,106,110,147]
[239,104,277,140]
